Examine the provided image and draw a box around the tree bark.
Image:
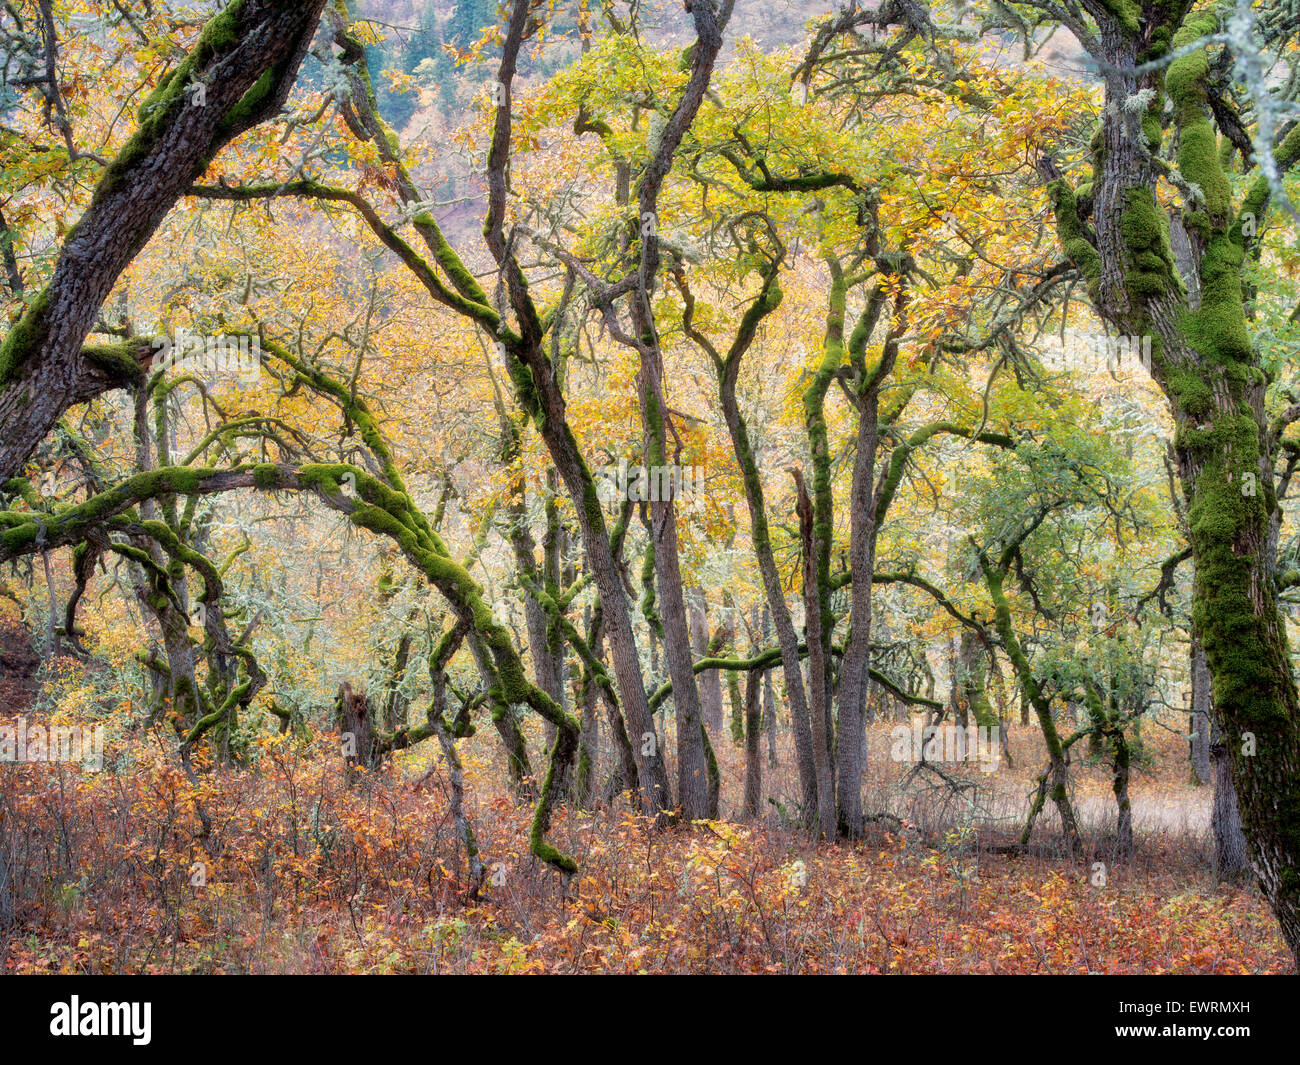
[1041,7,1300,960]
[1190,635,1212,785]
[983,559,1080,855]
[742,668,762,819]
[336,681,374,781]
[689,587,723,733]
[1211,716,1251,883]
[834,380,879,836]
[617,0,732,822]
[708,269,819,815]
[793,468,836,838]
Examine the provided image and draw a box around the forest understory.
[2,619,1286,976]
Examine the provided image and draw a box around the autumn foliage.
[1,665,1286,974]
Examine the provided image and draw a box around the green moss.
[1141,112,1163,154]
[83,341,147,385]
[1120,187,1182,300]
[1045,181,1101,298]
[1097,0,1141,34]
[154,468,204,495]
[416,213,491,306]
[1141,0,1193,64]
[1183,241,1251,364]
[0,525,37,554]
[1167,9,1232,233]
[640,541,662,637]
[0,286,51,386]
[96,0,259,201]
[1180,124,1230,219]
[252,463,279,490]
[213,68,275,146]
[1165,368,1213,416]
[802,267,849,638]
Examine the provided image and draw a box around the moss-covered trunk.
[983,559,1080,855]
[793,468,836,838]
[1042,5,1300,961]
[834,388,878,836]
[715,324,819,815]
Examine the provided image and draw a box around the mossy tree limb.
[0,0,327,483]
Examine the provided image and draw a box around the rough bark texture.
[764,666,778,767]
[1041,4,1300,961]
[741,667,763,819]
[832,282,905,834]
[335,681,374,780]
[793,468,836,838]
[1113,739,1134,863]
[1190,635,1212,785]
[1211,716,1251,882]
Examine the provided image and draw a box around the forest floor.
[0,643,1290,973]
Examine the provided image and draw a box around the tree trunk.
[762,606,779,767]
[431,718,485,896]
[1211,716,1251,883]
[958,629,998,729]
[764,668,778,767]
[712,291,818,813]
[382,630,414,735]
[726,608,745,747]
[742,668,762,819]
[793,469,836,838]
[689,587,723,734]
[529,423,671,812]
[646,454,710,818]
[1190,635,1212,785]
[506,488,566,745]
[336,681,374,781]
[834,380,881,836]
[1105,709,1133,862]
[1042,8,1300,960]
[985,562,1080,855]
[575,608,601,807]
[466,630,535,799]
